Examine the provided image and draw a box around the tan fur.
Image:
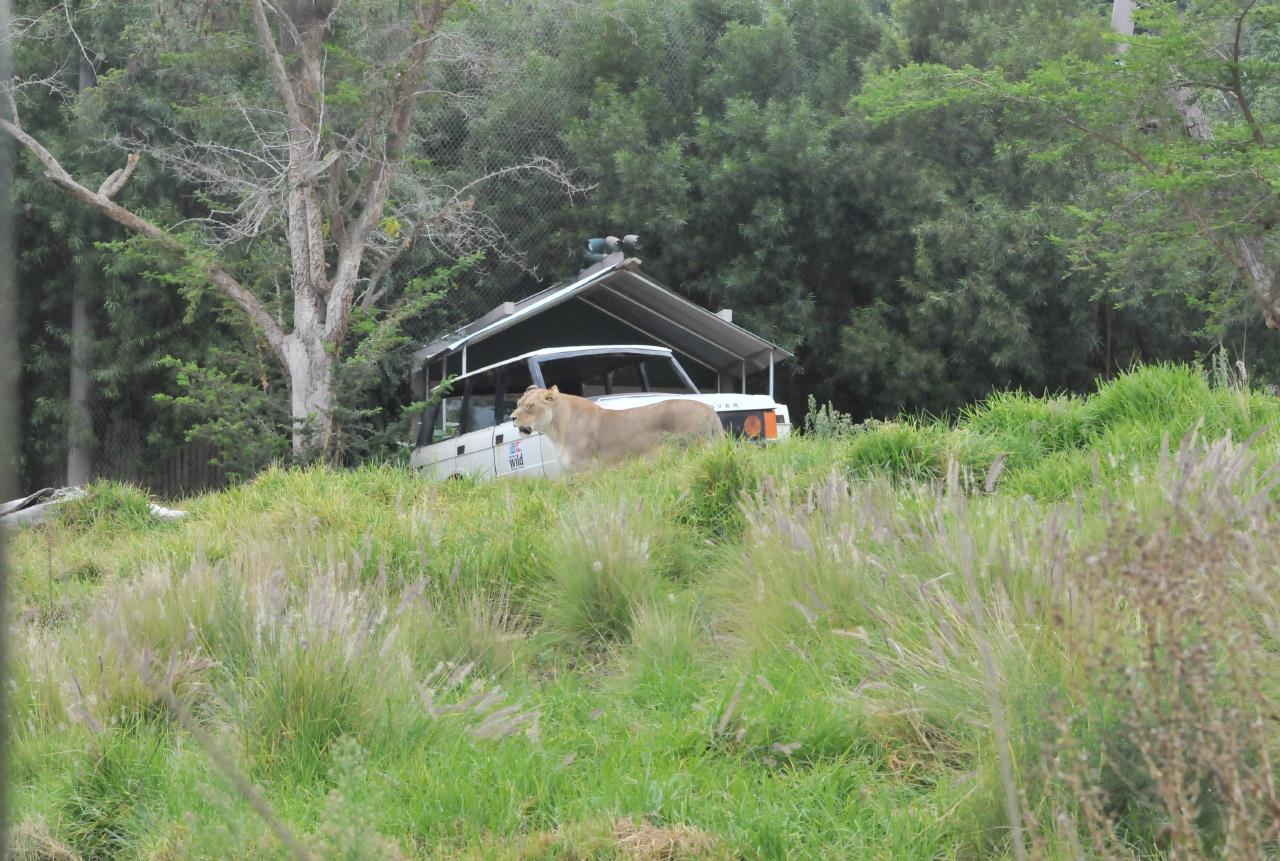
[511,385,723,473]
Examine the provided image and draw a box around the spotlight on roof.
[582,234,642,269]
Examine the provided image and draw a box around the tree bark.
[5,0,457,458]
[283,333,334,455]
[66,54,97,486]
[67,271,92,485]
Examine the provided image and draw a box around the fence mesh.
[16,6,698,498]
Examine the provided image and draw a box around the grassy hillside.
[9,364,1280,860]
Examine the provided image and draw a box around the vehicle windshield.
[534,352,696,397]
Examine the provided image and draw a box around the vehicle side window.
[440,396,463,440]
[606,363,644,394]
[423,377,463,445]
[499,362,534,422]
[462,371,499,433]
[644,358,695,393]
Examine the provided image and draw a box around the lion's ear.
[524,384,539,393]
[544,385,559,401]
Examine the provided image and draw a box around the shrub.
[56,481,157,532]
[1028,436,1280,858]
[613,598,710,712]
[1084,362,1208,429]
[962,390,1089,470]
[803,394,858,438]
[839,420,949,482]
[720,471,1070,787]
[399,589,534,680]
[238,566,399,780]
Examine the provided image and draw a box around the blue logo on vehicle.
[507,440,525,469]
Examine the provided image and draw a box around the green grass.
[9,364,1280,860]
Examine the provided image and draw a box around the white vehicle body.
[410,345,790,481]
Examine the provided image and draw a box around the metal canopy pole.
[741,361,747,394]
[462,345,468,374]
[769,353,775,400]
[440,357,448,434]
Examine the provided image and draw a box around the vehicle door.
[493,359,551,478]
[410,388,465,479]
[453,370,502,478]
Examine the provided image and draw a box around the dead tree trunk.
[4,0,584,458]
[67,263,91,484]
[66,53,96,485]
[2,0,456,456]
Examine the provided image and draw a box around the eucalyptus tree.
[4,0,579,455]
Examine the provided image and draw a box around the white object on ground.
[0,486,186,529]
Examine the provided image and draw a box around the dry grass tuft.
[6,817,82,861]
[496,817,731,861]
[1023,433,1280,859]
[610,819,727,860]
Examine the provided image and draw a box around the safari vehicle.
[410,345,791,480]
[408,243,793,480]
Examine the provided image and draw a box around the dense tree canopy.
[9,0,1280,489]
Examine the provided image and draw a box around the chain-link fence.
[15,2,703,498]
[20,401,229,498]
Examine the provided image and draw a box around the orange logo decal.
[743,414,763,437]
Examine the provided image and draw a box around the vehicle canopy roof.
[444,344,676,384]
[413,253,791,383]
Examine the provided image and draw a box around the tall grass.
[537,497,666,646]
[9,363,1280,859]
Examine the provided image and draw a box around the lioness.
[511,385,724,473]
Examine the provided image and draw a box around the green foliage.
[861,0,1280,354]
[11,3,258,489]
[448,0,1270,423]
[962,390,1089,470]
[312,737,410,861]
[61,729,165,861]
[537,498,666,646]
[12,366,1280,858]
[802,394,857,438]
[55,481,156,532]
[19,0,1280,489]
[330,256,477,466]
[682,438,762,539]
[152,356,291,477]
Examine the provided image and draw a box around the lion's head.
[511,385,559,435]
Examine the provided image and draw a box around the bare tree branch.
[358,223,422,311]
[60,0,97,71]
[249,0,331,321]
[1,76,18,124]
[96,151,137,198]
[1,114,289,357]
[327,152,349,249]
[8,0,584,454]
[249,0,305,145]
[325,0,455,342]
[1228,0,1266,148]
